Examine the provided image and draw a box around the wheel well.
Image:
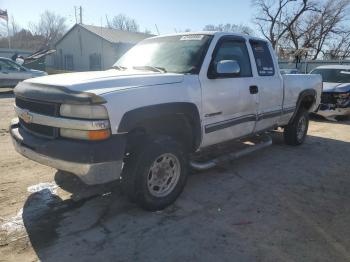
[300,95,315,111]
[119,103,202,153]
[287,90,316,124]
[125,114,197,153]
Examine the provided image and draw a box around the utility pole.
[80,6,83,24]
[74,6,77,24]
[6,18,11,49]
[74,6,83,24]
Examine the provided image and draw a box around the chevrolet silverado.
[10,32,322,210]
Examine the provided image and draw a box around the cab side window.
[250,40,275,76]
[210,39,252,78]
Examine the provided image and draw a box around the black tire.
[121,136,188,211]
[284,109,309,146]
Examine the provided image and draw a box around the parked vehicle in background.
[0,57,47,88]
[10,32,322,210]
[10,49,57,71]
[280,68,301,75]
[310,65,350,120]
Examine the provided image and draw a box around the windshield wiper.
[111,65,127,70]
[133,65,167,73]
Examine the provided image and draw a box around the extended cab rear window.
[250,40,275,76]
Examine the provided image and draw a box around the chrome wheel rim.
[147,153,181,197]
[297,116,307,141]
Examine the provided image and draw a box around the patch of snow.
[0,208,24,234]
[27,182,58,194]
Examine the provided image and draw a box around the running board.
[190,135,273,171]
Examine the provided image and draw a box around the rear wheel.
[284,109,309,146]
[121,136,188,211]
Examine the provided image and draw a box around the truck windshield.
[311,68,350,83]
[113,35,213,74]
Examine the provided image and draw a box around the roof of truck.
[149,31,266,42]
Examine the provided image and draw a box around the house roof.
[56,24,153,46]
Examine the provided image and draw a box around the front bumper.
[10,119,127,185]
[317,105,350,118]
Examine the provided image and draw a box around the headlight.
[60,128,111,141]
[60,104,109,119]
[335,93,350,99]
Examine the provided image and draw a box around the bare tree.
[203,23,254,35]
[0,28,46,50]
[0,16,44,50]
[253,0,317,49]
[30,11,67,48]
[254,0,350,60]
[286,0,350,59]
[9,16,20,36]
[107,14,139,32]
[326,31,350,60]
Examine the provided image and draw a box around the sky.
[0,0,255,35]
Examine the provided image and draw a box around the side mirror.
[216,60,240,75]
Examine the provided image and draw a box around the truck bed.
[282,74,323,113]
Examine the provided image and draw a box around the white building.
[52,24,153,71]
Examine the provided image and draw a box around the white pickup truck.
[10,32,322,210]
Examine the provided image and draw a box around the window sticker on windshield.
[180,35,205,41]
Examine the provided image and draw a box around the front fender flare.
[118,102,202,150]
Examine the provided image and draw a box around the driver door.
[199,36,258,148]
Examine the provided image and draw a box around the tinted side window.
[211,40,252,78]
[250,40,275,76]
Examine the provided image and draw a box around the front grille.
[15,97,59,116]
[19,119,57,138]
[16,97,59,139]
[321,93,337,105]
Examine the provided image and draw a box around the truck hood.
[323,82,350,93]
[26,69,184,95]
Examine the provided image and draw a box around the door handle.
[249,85,258,94]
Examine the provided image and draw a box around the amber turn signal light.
[87,129,111,141]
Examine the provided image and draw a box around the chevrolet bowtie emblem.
[20,110,33,124]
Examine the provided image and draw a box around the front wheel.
[284,109,309,146]
[121,136,188,211]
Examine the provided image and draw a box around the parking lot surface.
[0,91,350,262]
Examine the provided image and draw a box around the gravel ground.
[0,90,349,262]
